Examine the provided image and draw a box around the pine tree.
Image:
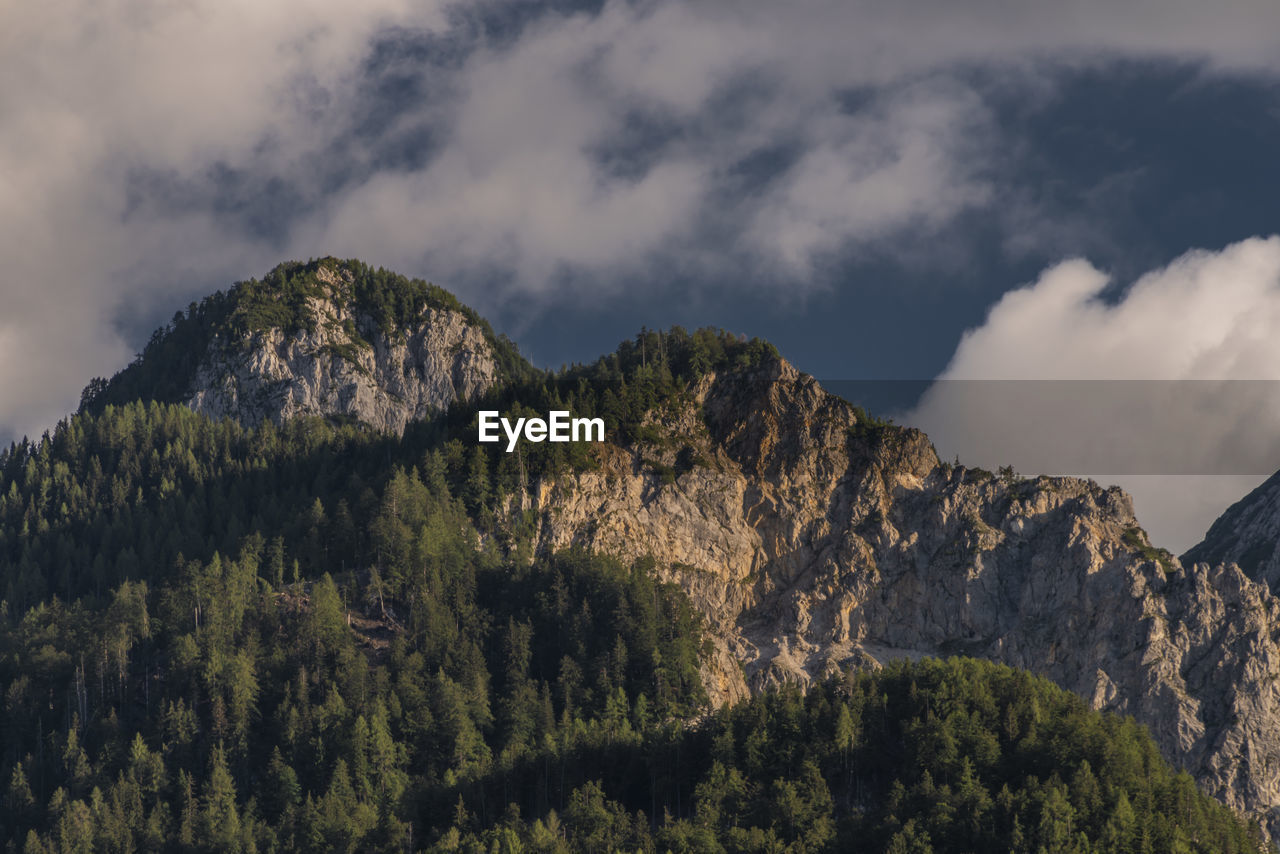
[6,762,35,826]
[199,745,242,853]
[262,749,301,822]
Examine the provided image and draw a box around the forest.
[0,264,1272,851]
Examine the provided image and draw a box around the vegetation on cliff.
[0,263,1270,851]
[0,401,1267,852]
[79,258,535,417]
[441,324,782,483]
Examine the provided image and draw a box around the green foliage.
[0,533,710,851]
[1123,526,1175,574]
[0,402,398,610]
[849,405,895,439]
[0,397,711,851]
[997,464,1024,486]
[444,326,780,485]
[423,658,1272,853]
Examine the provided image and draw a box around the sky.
[4,0,1280,551]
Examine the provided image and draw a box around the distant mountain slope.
[1183,471,1280,587]
[81,258,533,434]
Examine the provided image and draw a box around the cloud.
[304,6,998,292]
[742,82,994,276]
[296,0,1280,293]
[906,237,1280,551]
[938,237,1280,380]
[300,5,720,293]
[6,0,1280,443]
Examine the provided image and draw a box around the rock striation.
[529,357,1280,832]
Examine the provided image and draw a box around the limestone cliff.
[530,356,1280,831]
[89,259,504,434]
[186,264,497,434]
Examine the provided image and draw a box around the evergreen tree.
[199,745,241,853]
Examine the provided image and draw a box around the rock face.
[157,266,1280,831]
[185,265,498,434]
[531,357,1280,832]
[1184,472,1280,589]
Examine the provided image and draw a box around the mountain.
[1183,472,1280,587]
[526,354,1280,833]
[1,259,1276,851]
[82,258,530,434]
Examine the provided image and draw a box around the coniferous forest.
[0,265,1272,852]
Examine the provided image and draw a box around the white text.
[478,410,605,452]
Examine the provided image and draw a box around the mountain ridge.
[27,258,1280,840]
[1183,470,1280,583]
[513,351,1280,831]
[81,258,533,434]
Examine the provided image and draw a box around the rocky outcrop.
[530,357,1280,831]
[186,265,497,434]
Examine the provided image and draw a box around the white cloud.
[302,4,1004,292]
[744,82,993,275]
[301,6,719,291]
[907,237,1280,551]
[939,238,1280,380]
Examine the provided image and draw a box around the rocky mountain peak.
[84,258,526,434]
[703,358,930,480]
[525,353,1280,831]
